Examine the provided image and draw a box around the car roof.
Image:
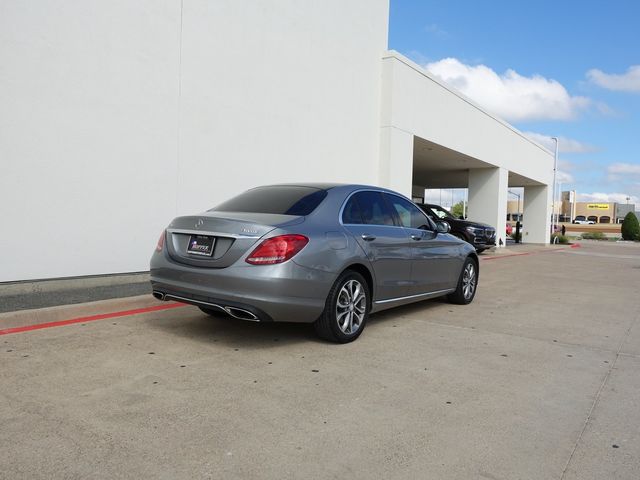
[421,203,447,208]
[263,183,342,190]
[253,183,412,196]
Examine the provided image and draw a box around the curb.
[0,272,150,297]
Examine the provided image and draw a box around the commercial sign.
[587,203,610,210]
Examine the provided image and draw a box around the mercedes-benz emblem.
[195,218,204,228]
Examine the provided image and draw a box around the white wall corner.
[378,127,414,197]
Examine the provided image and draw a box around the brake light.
[246,234,309,265]
[156,230,165,252]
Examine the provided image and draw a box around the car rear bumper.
[150,250,334,323]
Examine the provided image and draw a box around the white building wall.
[380,52,554,244]
[176,0,389,213]
[380,52,555,187]
[379,127,414,197]
[0,0,389,282]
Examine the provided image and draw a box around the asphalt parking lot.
[2,241,639,479]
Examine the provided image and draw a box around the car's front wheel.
[448,257,478,305]
[314,271,369,343]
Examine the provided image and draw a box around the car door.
[383,194,459,294]
[341,190,412,301]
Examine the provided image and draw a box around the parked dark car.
[417,203,496,253]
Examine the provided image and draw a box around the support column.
[378,127,413,198]
[523,185,551,244]
[468,167,508,248]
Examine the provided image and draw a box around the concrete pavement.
[1,241,639,479]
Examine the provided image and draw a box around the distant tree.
[450,201,465,219]
[621,211,640,240]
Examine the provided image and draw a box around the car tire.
[447,257,478,305]
[314,271,370,343]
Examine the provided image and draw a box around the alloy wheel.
[335,279,366,335]
[462,262,477,300]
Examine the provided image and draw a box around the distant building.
[616,203,637,223]
[573,202,616,224]
[507,192,636,225]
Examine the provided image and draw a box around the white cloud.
[607,163,640,175]
[587,65,640,93]
[577,192,639,204]
[556,170,574,184]
[522,132,596,153]
[425,58,591,122]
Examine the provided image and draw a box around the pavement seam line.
[421,319,624,358]
[559,308,640,479]
[618,351,640,358]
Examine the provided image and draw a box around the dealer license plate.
[187,235,215,257]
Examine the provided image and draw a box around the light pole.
[558,182,563,222]
[550,137,559,234]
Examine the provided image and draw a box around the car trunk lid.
[165,211,303,268]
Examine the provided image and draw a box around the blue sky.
[389,0,640,205]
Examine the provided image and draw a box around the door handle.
[361,234,376,242]
[410,234,423,241]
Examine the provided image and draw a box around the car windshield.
[211,186,328,216]
[429,205,455,220]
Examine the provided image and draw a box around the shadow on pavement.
[144,306,320,348]
[145,296,446,348]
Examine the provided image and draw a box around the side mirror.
[436,221,451,234]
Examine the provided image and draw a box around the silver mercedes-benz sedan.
[150,184,478,343]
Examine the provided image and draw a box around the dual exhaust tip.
[152,291,259,322]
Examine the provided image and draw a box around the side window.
[342,196,364,224]
[351,191,395,226]
[385,194,432,230]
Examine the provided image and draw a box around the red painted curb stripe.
[481,252,532,261]
[0,302,187,336]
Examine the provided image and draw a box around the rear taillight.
[246,234,309,265]
[156,230,165,252]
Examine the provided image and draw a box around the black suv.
[417,203,496,253]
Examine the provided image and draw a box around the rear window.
[212,186,328,216]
